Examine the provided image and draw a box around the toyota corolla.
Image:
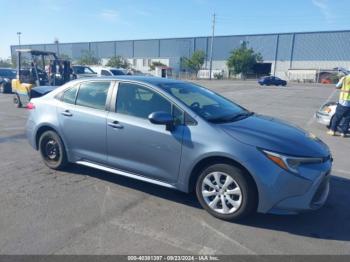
[26,76,332,220]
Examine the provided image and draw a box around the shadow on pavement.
[66,164,350,241]
[65,164,201,209]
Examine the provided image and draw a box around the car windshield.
[0,69,16,78]
[160,82,251,123]
[110,69,125,75]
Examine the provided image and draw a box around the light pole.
[209,13,216,80]
[54,38,60,56]
[17,32,22,47]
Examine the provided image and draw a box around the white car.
[90,66,127,76]
[316,102,349,132]
[316,102,337,127]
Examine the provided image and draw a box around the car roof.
[82,76,188,87]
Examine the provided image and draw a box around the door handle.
[108,120,123,129]
[61,110,73,117]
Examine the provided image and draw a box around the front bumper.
[268,171,330,215]
[240,148,332,215]
[316,111,331,126]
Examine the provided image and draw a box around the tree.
[0,59,12,68]
[77,50,100,65]
[106,56,129,68]
[149,61,166,71]
[227,41,263,78]
[59,54,72,61]
[181,50,205,75]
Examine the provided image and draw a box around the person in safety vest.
[328,74,350,137]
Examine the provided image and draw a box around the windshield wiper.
[208,111,254,123]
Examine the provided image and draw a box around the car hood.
[220,114,330,157]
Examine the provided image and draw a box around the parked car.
[90,66,127,76]
[258,76,287,86]
[71,65,97,79]
[0,68,16,93]
[316,102,337,127]
[26,76,332,221]
[316,101,349,131]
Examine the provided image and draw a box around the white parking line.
[1,126,24,131]
[110,218,217,254]
[197,219,257,254]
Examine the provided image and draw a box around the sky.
[1,0,349,58]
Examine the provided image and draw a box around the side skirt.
[76,160,177,189]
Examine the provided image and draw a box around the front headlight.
[322,106,332,114]
[262,149,323,174]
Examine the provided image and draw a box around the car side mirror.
[148,111,174,131]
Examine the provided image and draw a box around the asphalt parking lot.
[0,80,349,255]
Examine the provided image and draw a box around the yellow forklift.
[12,49,72,107]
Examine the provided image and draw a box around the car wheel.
[39,130,68,170]
[196,163,257,221]
[13,94,22,108]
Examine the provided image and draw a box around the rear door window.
[62,85,78,104]
[76,81,111,110]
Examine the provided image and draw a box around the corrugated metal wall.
[10,30,350,65]
[293,31,350,61]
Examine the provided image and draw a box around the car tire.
[13,94,22,108]
[39,130,68,170]
[327,115,334,129]
[195,163,257,221]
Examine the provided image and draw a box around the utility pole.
[54,38,60,56]
[17,32,21,47]
[209,13,216,80]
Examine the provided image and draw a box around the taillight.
[27,102,36,110]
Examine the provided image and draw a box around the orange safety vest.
[340,75,350,101]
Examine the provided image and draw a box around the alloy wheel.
[201,171,242,214]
